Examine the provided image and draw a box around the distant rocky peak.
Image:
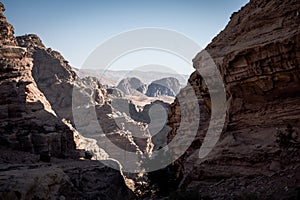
[117,77,147,95]
[146,77,181,97]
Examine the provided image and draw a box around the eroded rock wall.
[167,0,300,198]
[0,3,76,156]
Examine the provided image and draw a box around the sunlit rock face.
[16,31,153,163]
[167,0,300,198]
[0,3,75,156]
[0,3,140,199]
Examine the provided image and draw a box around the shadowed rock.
[167,0,300,198]
[146,77,181,97]
[0,5,76,157]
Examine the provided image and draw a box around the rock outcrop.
[0,3,75,157]
[167,0,300,198]
[0,149,135,200]
[107,87,124,98]
[0,3,15,46]
[117,77,147,95]
[16,34,102,123]
[146,77,181,97]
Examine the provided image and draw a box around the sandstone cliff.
[0,3,15,46]
[17,31,153,171]
[0,3,137,199]
[167,0,300,198]
[0,2,75,157]
[0,149,135,200]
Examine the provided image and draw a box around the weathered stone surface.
[0,6,76,157]
[16,34,45,48]
[167,0,300,198]
[0,2,16,46]
[17,35,84,122]
[0,3,149,198]
[17,34,124,161]
[197,0,300,131]
[0,5,138,197]
[0,149,136,200]
[17,33,153,165]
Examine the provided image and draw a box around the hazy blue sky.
[2,0,249,74]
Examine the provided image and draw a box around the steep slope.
[167,0,300,198]
[0,2,75,157]
[17,34,101,123]
[16,34,109,160]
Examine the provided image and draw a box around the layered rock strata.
[0,3,75,157]
[167,0,300,198]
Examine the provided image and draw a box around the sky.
[2,0,249,75]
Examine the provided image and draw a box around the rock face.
[16,34,103,123]
[0,149,135,200]
[0,4,75,157]
[146,77,180,97]
[17,32,153,168]
[167,0,300,198]
[17,34,114,160]
[203,0,300,131]
[117,77,147,95]
[0,4,138,199]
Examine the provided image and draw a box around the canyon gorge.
[0,0,299,199]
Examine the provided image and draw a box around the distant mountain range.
[116,77,182,97]
[74,68,190,87]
